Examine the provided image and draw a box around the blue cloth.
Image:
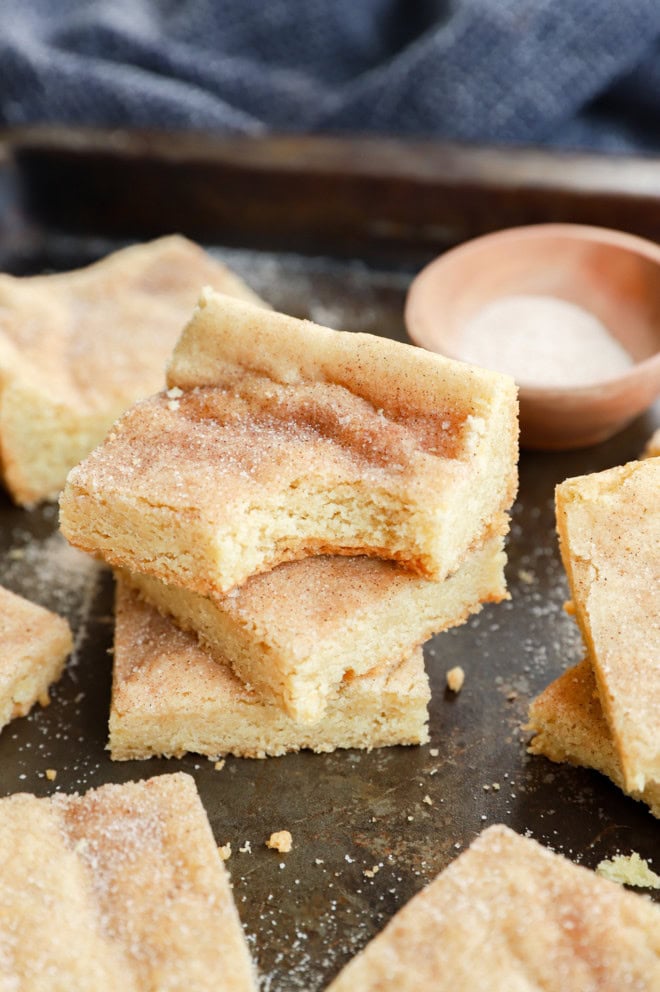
[1,0,660,152]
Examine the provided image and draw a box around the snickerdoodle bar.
[61,291,517,593]
[109,584,430,760]
[556,458,659,793]
[528,658,660,818]
[0,584,72,734]
[326,824,660,992]
[0,773,256,990]
[120,530,506,723]
[0,237,263,504]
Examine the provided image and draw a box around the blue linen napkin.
[1,0,660,151]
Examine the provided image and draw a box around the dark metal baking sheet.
[6,127,660,262]
[0,215,658,991]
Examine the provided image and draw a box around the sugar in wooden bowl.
[406,224,660,449]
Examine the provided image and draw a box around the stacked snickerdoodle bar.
[61,290,518,759]
[528,457,659,816]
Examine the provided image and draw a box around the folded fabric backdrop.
[1,0,660,151]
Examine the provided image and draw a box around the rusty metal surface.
[0,236,658,992]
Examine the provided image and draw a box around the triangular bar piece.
[326,824,660,992]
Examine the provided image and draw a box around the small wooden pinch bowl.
[405,224,660,449]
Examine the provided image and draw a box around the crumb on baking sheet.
[45,768,57,781]
[446,666,465,692]
[218,843,232,861]
[596,852,660,889]
[266,830,292,854]
[214,759,225,771]
[422,795,433,806]
[363,865,380,878]
[238,840,252,854]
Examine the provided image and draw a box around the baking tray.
[0,131,658,991]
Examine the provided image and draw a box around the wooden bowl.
[405,224,660,449]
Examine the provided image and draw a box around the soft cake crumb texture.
[0,772,256,991]
[325,824,660,992]
[61,291,518,594]
[556,459,660,792]
[0,584,72,733]
[0,235,264,505]
[109,584,430,760]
